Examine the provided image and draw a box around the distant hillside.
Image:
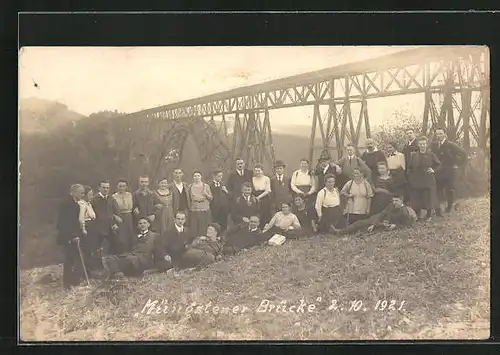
[19,97,85,133]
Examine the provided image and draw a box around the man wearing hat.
[314,150,342,190]
[270,160,293,214]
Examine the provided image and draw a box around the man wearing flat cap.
[314,150,342,190]
[270,160,293,214]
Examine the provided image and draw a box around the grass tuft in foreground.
[20,197,490,340]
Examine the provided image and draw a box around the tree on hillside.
[373,108,423,152]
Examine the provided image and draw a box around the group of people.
[56,127,468,289]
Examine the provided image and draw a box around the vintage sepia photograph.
[18,46,490,341]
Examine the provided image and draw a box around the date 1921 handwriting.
[139,298,407,317]
[327,299,406,312]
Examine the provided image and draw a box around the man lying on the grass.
[181,223,224,268]
[102,217,161,280]
[262,202,304,239]
[331,194,417,235]
[223,215,268,255]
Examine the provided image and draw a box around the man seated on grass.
[153,211,192,271]
[330,194,417,235]
[102,217,160,280]
[262,202,303,240]
[180,223,224,268]
[222,215,268,255]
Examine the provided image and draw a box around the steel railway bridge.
[112,46,489,181]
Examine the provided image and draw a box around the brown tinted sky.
[19,46,425,127]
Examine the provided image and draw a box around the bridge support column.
[308,102,341,163]
[479,87,489,152]
[231,110,275,171]
[461,88,472,151]
[422,90,431,136]
[308,98,370,163]
[438,62,456,140]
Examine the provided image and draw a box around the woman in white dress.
[252,164,272,228]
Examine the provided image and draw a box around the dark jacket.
[208,180,229,211]
[230,195,260,224]
[314,164,341,190]
[294,204,316,231]
[407,150,442,189]
[371,204,417,226]
[132,230,159,267]
[402,139,419,171]
[56,197,81,245]
[170,181,191,213]
[223,223,266,252]
[90,193,114,235]
[270,174,293,209]
[155,226,193,265]
[226,169,253,199]
[189,237,224,257]
[360,150,387,180]
[133,189,155,219]
[430,139,468,180]
[335,155,372,182]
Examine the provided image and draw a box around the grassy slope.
[20,197,490,341]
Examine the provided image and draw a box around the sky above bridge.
[19,46,426,129]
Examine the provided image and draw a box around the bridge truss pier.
[231,110,276,171]
[308,96,371,163]
[421,53,490,152]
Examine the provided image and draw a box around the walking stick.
[76,238,91,286]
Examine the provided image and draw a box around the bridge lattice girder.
[119,46,489,174]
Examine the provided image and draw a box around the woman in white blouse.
[340,167,374,225]
[252,163,272,228]
[78,185,97,272]
[78,185,96,237]
[291,158,317,210]
[315,174,341,233]
[262,201,302,239]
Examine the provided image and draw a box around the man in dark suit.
[222,215,267,255]
[101,217,160,279]
[154,211,192,270]
[133,175,156,224]
[431,127,468,214]
[230,182,261,225]
[89,180,115,269]
[208,169,230,232]
[170,168,191,218]
[270,160,293,214]
[226,158,253,202]
[314,152,342,190]
[402,129,420,203]
[56,184,86,289]
[402,129,419,171]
